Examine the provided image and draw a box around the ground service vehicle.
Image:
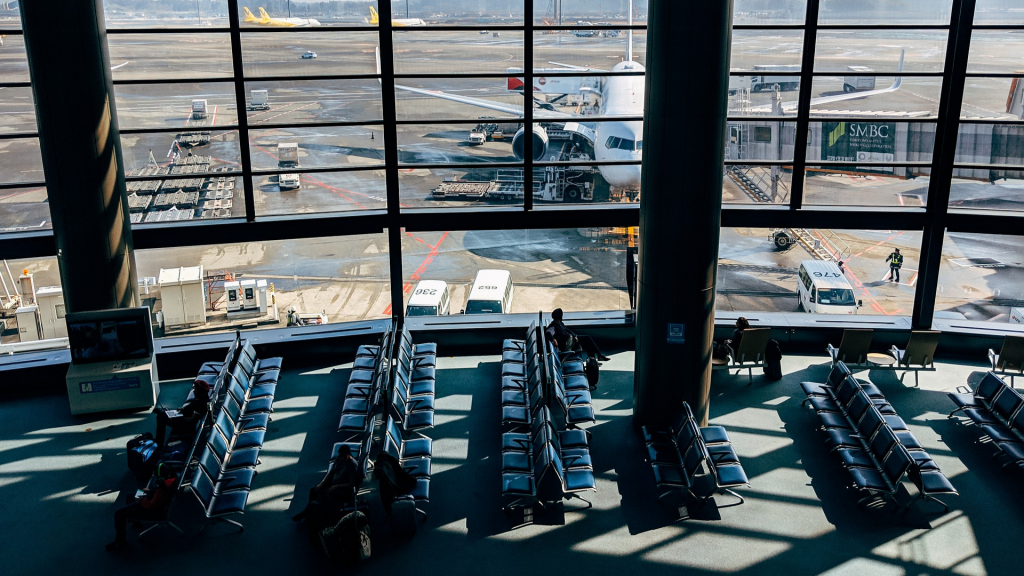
[302,51,317,59]
[406,281,451,316]
[464,270,514,314]
[797,260,861,314]
[279,174,300,190]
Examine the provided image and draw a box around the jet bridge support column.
[20,0,139,312]
[633,0,733,428]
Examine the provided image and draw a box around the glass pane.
[255,169,386,217]
[955,124,1024,167]
[504,72,644,120]
[968,31,1024,75]
[0,186,50,233]
[813,31,947,74]
[809,76,942,118]
[0,7,21,30]
[963,77,1020,119]
[395,77,524,121]
[974,0,1024,25]
[803,166,930,206]
[718,227,921,316]
[725,121,797,162]
[234,1,379,28]
[249,126,384,171]
[0,87,37,135]
[534,30,647,69]
[402,228,633,317]
[397,123,521,165]
[0,33,29,82]
[106,1,229,28]
[121,130,242,174]
[114,83,238,130]
[400,167,522,208]
[818,0,953,25]
[108,34,233,80]
[240,31,378,77]
[728,75,800,115]
[0,137,43,185]
[393,30,524,75]
[533,1,643,26]
[0,258,62,348]
[243,81,383,125]
[935,231,1024,322]
[136,233,391,337]
[808,121,935,164]
[734,0,807,24]
[723,165,793,205]
[949,170,1024,212]
[730,30,804,72]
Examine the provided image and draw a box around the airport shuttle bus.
[464,270,514,315]
[406,280,451,317]
[797,260,861,315]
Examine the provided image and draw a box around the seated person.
[106,464,177,551]
[546,308,610,362]
[713,317,750,359]
[154,378,211,447]
[292,445,363,526]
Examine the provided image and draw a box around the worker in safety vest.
[885,248,904,283]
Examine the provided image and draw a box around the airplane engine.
[512,125,549,161]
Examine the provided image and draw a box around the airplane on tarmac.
[380,16,905,191]
[242,7,321,27]
[366,6,426,27]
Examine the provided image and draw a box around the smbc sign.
[823,121,896,163]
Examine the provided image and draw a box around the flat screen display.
[67,310,152,365]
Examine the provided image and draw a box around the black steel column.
[20,0,138,312]
[633,0,733,428]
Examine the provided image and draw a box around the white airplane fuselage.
[591,60,645,189]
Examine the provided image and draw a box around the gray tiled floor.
[0,352,1020,576]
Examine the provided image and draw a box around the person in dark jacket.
[730,317,751,351]
[546,308,611,361]
[885,248,904,282]
[106,464,177,551]
[154,378,210,447]
[293,445,362,523]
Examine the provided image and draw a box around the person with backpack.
[546,308,611,362]
[106,464,177,551]
[153,378,211,447]
[293,445,362,524]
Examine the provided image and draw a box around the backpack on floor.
[126,433,158,482]
[584,357,600,390]
[320,510,371,562]
[763,339,783,381]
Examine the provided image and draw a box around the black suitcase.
[126,433,158,481]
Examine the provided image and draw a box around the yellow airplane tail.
[258,7,272,23]
[368,6,379,25]
[242,7,259,23]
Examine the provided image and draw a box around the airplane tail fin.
[368,6,379,25]
[242,7,258,22]
[258,7,271,22]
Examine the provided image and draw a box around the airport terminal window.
[934,231,1024,323]
[717,228,921,317]
[134,232,391,337]
[723,165,793,205]
[400,228,635,317]
[0,257,63,349]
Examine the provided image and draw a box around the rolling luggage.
[764,339,783,381]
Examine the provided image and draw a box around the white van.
[797,260,861,314]
[406,280,451,317]
[464,270,514,315]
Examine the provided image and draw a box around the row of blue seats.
[949,372,1024,472]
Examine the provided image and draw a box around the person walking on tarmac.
[885,248,904,283]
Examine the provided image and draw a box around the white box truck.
[279,173,300,190]
[191,99,208,119]
[278,143,299,167]
[248,89,270,111]
[844,66,876,92]
[751,65,800,92]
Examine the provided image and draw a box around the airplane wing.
[111,61,130,71]
[375,48,570,119]
[753,49,905,114]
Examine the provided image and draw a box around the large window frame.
[2,0,1022,331]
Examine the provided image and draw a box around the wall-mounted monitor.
[66,307,153,365]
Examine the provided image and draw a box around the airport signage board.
[823,122,896,172]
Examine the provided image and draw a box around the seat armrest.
[989,349,998,369]
[826,344,838,361]
[955,384,972,394]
